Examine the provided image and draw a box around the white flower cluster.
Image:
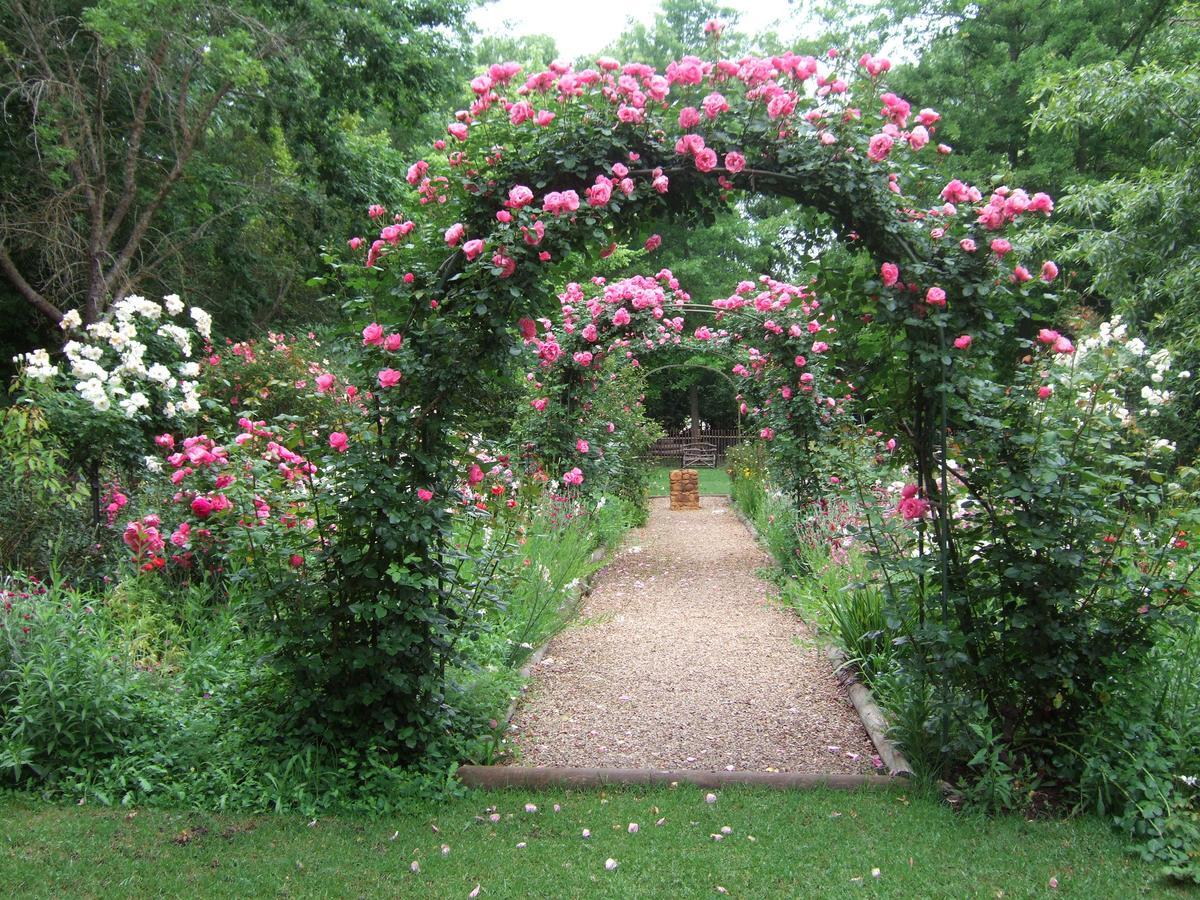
[13,292,214,421]
[1072,315,1178,420]
[15,348,58,380]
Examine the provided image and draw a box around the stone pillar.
[669,469,700,510]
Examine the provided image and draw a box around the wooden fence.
[646,428,744,465]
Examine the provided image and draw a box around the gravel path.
[506,496,876,773]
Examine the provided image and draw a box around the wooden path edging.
[728,501,914,779]
[459,765,902,791]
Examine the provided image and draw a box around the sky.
[469,0,808,62]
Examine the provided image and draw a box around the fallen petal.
[628,822,639,833]
[410,861,420,874]
[605,858,618,871]
[705,793,717,804]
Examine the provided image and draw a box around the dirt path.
[506,496,876,773]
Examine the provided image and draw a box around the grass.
[647,465,732,497]
[0,786,1184,898]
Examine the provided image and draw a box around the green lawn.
[0,786,1180,898]
[647,465,731,497]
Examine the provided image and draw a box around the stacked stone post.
[669,469,700,510]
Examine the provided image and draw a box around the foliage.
[0,404,93,579]
[0,0,475,375]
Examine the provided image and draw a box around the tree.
[1030,6,1200,455]
[800,0,1182,194]
[0,0,472,337]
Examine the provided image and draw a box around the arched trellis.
[314,44,1060,756]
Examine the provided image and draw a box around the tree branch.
[0,243,63,323]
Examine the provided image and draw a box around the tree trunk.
[689,383,700,441]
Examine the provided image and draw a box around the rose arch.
[309,41,1068,756]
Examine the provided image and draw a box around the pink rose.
[362,322,384,346]
[724,151,746,174]
[644,234,662,252]
[348,237,363,250]
[925,286,947,307]
[445,223,465,246]
[576,439,589,454]
[1038,385,1053,399]
[418,488,434,502]
[531,397,548,411]
[990,238,1012,256]
[1012,265,1032,283]
[508,185,534,208]
[695,148,718,172]
[463,239,485,261]
[562,467,584,486]
[679,106,701,128]
[881,262,899,286]
[1038,328,1061,344]
[953,334,972,350]
[447,123,469,142]
[959,238,977,253]
[612,307,631,326]
[384,333,403,352]
[468,464,484,486]
[1040,260,1059,282]
[329,431,349,453]
[315,373,335,393]
[190,496,214,519]
[377,368,402,388]
[867,133,894,162]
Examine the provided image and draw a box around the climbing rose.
[362,322,384,346]
[679,106,701,128]
[577,439,589,454]
[463,239,485,261]
[468,464,484,486]
[990,238,1012,256]
[383,333,403,352]
[315,373,335,393]
[517,317,538,339]
[959,238,977,252]
[329,431,349,453]
[867,133,894,162]
[377,368,402,388]
[447,123,468,141]
[953,334,972,350]
[563,467,584,486]
[645,234,662,252]
[418,488,434,502]
[925,286,947,307]
[531,397,548,411]
[1012,265,1032,283]
[508,185,534,208]
[1038,385,1053,399]
[445,223,465,246]
[724,151,746,174]
[612,308,631,326]
[695,147,718,172]
[1041,260,1059,282]
[1038,328,1061,344]
[880,262,899,286]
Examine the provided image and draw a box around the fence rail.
[647,429,744,465]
